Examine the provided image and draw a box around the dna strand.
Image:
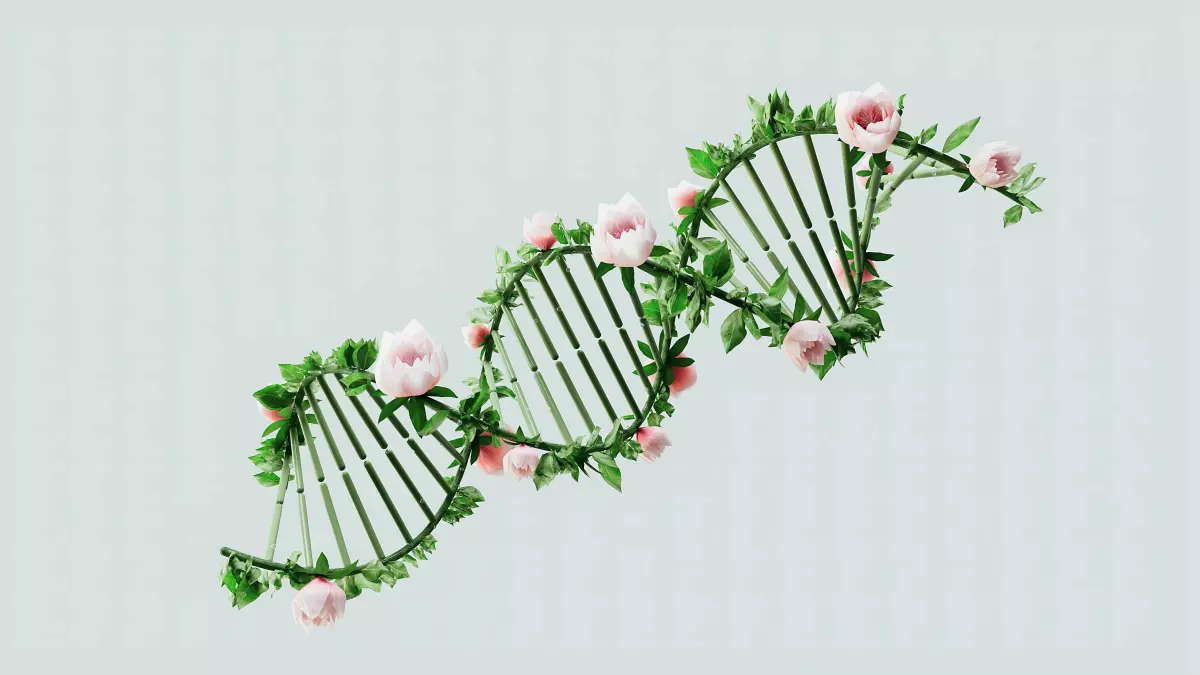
[218,85,1045,623]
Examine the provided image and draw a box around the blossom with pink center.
[829,249,879,291]
[782,321,836,372]
[666,180,703,218]
[968,141,1023,187]
[635,426,672,463]
[523,211,558,250]
[371,320,449,398]
[462,323,490,349]
[651,352,697,398]
[261,406,285,422]
[291,577,346,632]
[591,193,657,267]
[857,161,894,188]
[835,83,903,154]
[503,444,542,480]
[476,432,511,475]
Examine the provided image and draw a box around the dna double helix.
[218,85,1045,622]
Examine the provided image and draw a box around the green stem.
[804,135,854,302]
[842,142,864,300]
[855,162,884,297]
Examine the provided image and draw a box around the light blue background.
[1,1,1194,673]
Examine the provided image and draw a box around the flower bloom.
[503,444,542,480]
[292,577,346,632]
[372,320,448,398]
[968,141,1023,187]
[476,432,511,475]
[462,323,490,349]
[835,83,903,154]
[650,352,697,398]
[261,406,285,422]
[591,193,657,267]
[782,321,836,372]
[829,249,879,290]
[666,180,702,218]
[636,426,672,463]
[523,211,558,250]
[857,161,894,188]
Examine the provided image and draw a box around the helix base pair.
[219,85,1045,621]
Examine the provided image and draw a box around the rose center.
[853,103,884,128]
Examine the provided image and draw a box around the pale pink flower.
[503,444,542,480]
[783,321,836,372]
[523,211,558,250]
[261,406,285,422]
[829,249,879,291]
[651,352,697,398]
[462,323,490,349]
[371,320,449,398]
[476,432,511,475]
[291,577,346,632]
[856,161,894,188]
[968,141,1023,187]
[835,83,903,154]
[666,180,703,218]
[591,193,657,267]
[636,426,672,463]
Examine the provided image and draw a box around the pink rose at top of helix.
[651,352,697,398]
[292,577,346,632]
[475,432,511,475]
[856,161,894,189]
[968,141,1023,188]
[834,83,903,154]
[260,406,285,422]
[503,444,542,480]
[462,322,490,349]
[591,193,657,267]
[666,180,702,219]
[635,426,671,463]
[782,321,836,372]
[523,211,558,251]
[372,320,449,398]
[828,249,879,291]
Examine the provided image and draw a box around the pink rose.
[782,321,836,372]
[666,180,703,218]
[476,432,511,475]
[835,83,903,154]
[260,406,285,422]
[651,352,697,398]
[591,193,657,267]
[523,211,558,251]
[371,320,449,398]
[462,323,490,349]
[968,141,1023,187]
[856,161,894,188]
[503,444,542,480]
[635,426,672,463]
[292,577,346,632]
[829,249,879,291]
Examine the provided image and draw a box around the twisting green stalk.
[491,334,538,435]
[768,141,850,314]
[288,423,314,567]
[743,156,835,320]
[855,163,884,295]
[804,135,854,298]
[583,256,652,393]
[516,280,595,430]
[503,305,572,441]
[841,142,865,298]
[264,445,292,562]
[296,390,351,566]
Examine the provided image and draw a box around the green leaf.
[720,309,748,353]
[425,386,457,398]
[253,471,280,487]
[918,124,938,144]
[261,419,288,437]
[620,267,636,295]
[316,553,330,574]
[279,363,308,383]
[252,384,293,411]
[669,335,690,358]
[958,175,976,192]
[768,270,790,300]
[703,241,732,280]
[377,397,406,422]
[831,313,878,341]
[942,116,981,153]
[419,410,449,436]
[815,98,835,127]
[642,299,661,325]
[406,398,427,431]
[550,220,567,244]
[686,147,719,179]
[1003,204,1024,227]
[637,341,654,359]
[864,251,893,261]
[595,459,622,492]
[533,453,560,491]
[594,262,614,279]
